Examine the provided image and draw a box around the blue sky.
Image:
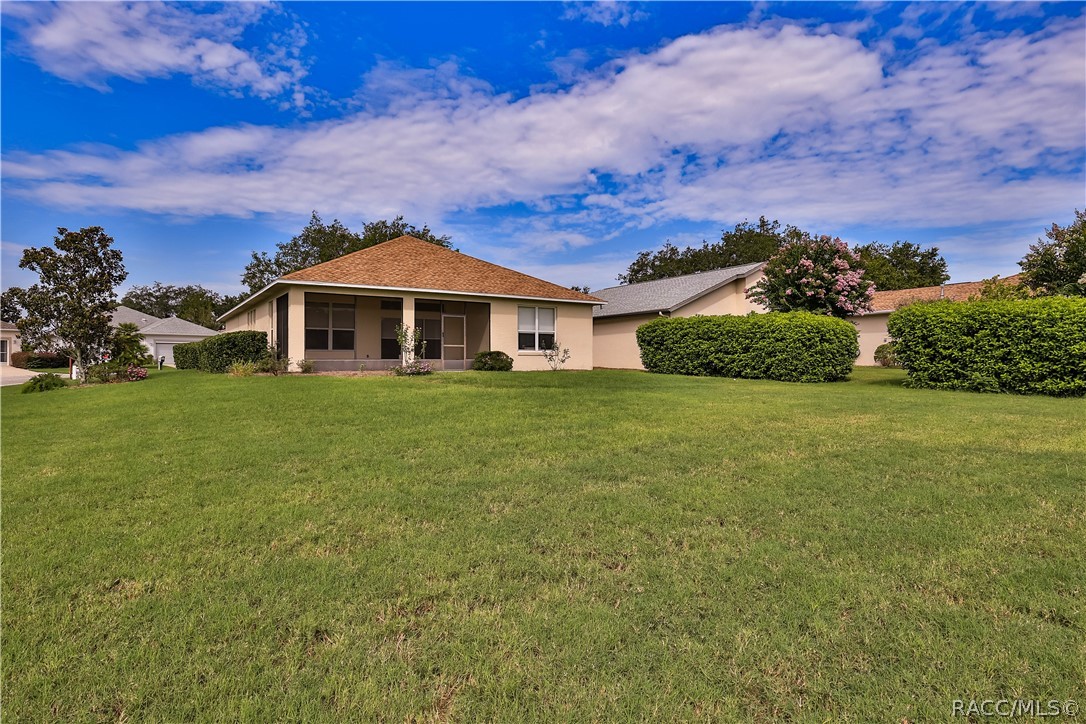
[2,1,1084,296]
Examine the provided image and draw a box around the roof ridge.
[594,261,764,293]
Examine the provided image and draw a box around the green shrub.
[10,351,68,370]
[873,342,900,368]
[636,312,858,383]
[172,332,266,373]
[173,341,199,370]
[256,345,290,376]
[298,359,316,374]
[887,297,1086,396]
[21,373,66,394]
[85,362,126,384]
[472,350,513,371]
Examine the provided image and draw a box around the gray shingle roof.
[140,316,218,337]
[111,305,162,328]
[591,262,765,318]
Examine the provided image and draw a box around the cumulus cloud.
[3,18,1083,244]
[1,2,310,108]
[561,2,647,27]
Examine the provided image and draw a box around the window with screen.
[305,301,355,351]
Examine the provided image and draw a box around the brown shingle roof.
[871,274,1022,311]
[279,235,602,303]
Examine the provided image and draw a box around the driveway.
[0,366,47,387]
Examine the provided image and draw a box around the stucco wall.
[592,313,656,369]
[854,312,890,366]
[489,298,594,371]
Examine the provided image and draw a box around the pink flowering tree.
[746,235,874,318]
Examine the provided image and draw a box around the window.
[305,301,355,351]
[246,309,256,326]
[0,339,7,364]
[381,317,400,359]
[517,306,555,351]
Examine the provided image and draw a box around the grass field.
[2,368,1083,721]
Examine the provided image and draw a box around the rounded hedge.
[887,297,1086,396]
[472,350,513,371]
[636,312,859,383]
[173,331,267,373]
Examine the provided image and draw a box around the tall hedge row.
[887,297,1086,396]
[173,331,267,373]
[636,312,859,382]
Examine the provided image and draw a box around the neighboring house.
[110,306,219,366]
[0,321,21,365]
[591,263,766,369]
[218,235,603,371]
[856,275,1022,365]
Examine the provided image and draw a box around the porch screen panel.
[305,303,329,349]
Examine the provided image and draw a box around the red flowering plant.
[746,235,874,318]
[125,364,148,382]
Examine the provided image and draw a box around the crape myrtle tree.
[242,212,453,294]
[18,226,127,379]
[1019,209,1086,297]
[746,235,874,318]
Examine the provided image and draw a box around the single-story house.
[111,306,219,366]
[591,263,766,369]
[856,275,1022,365]
[218,235,603,371]
[0,321,21,365]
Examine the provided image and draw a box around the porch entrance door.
[442,314,466,371]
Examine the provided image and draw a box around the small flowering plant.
[746,235,874,318]
[125,364,148,382]
[391,359,433,376]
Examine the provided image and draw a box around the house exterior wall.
[591,272,767,370]
[220,285,594,371]
[854,312,891,366]
[0,329,21,365]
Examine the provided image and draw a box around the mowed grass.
[2,368,1083,721]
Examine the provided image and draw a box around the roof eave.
[218,279,605,322]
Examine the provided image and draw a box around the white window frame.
[517,306,556,352]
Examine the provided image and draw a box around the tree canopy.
[853,241,949,291]
[746,235,874,318]
[241,212,453,294]
[18,226,127,378]
[1019,210,1086,297]
[618,217,806,284]
[1,287,25,323]
[121,282,237,329]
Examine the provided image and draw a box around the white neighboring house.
[110,306,218,366]
[1,321,21,365]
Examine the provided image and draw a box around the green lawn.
[2,368,1083,721]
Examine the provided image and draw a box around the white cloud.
[561,2,647,28]
[3,18,1083,257]
[1,2,310,108]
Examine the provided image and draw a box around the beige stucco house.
[591,263,766,369]
[219,235,602,371]
[0,321,21,365]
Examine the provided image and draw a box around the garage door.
[157,343,176,366]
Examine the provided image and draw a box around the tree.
[111,322,147,366]
[1019,210,1086,296]
[969,275,1031,301]
[241,212,453,294]
[18,226,127,379]
[618,217,807,284]
[1,286,26,323]
[122,282,233,329]
[746,235,874,318]
[570,285,591,294]
[853,241,949,291]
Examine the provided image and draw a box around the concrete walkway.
[0,366,47,387]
